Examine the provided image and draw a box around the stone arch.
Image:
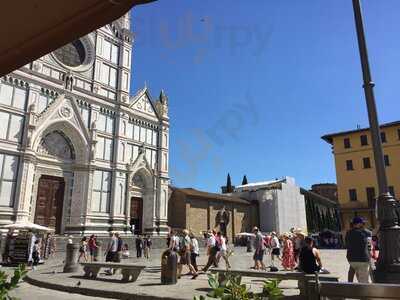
[128,161,155,234]
[38,130,75,160]
[32,119,90,164]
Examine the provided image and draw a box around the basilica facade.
[0,14,170,236]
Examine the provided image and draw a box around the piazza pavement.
[8,247,350,300]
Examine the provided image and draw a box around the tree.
[241,175,248,185]
[316,207,322,232]
[226,173,233,193]
[305,198,314,233]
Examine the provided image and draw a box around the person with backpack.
[253,227,266,270]
[270,231,281,269]
[202,230,219,272]
[216,232,231,269]
[177,229,198,279]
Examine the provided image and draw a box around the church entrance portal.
[130,197,143,235]
[34,175,65,234]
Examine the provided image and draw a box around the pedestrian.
[169,230,180,252]
[345,217,372,283]
[190,233,199,272]
[216,232,231,269]
[347,222,356,282]
[78,237,88,263]
[202,230,219,272]
[281,233,296,271]
[293,231,305,265]
[32,240,41,270]
[88,235,98,262]
[2,229,13,264]
[135,235,143,258]
[270,232,281,268]
[43,233,56,259]
[116,233,123,262]
[122,243,130,258]
[299,237,323,274]
[253,227,266,270]
[144,235,152,259]
[105,232,118,275]
[177,229,198,279]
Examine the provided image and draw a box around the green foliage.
[262,279,284,299]
[0,264,28,300]
[193,272,283,300]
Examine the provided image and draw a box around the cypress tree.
[306,198,314,233]
[242,175,248,185]
[226,173,233,193]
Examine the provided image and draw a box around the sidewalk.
[22,248,348,299]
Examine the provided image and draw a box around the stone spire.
[159,89,168,105]
[155,89,169,119]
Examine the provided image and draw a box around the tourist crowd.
[249,216,377,284]
[20,215,375,285]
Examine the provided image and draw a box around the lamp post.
[351,0,400,283]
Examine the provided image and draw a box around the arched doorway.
[129,173,146,234]
[34,131,75,233]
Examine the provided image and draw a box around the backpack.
[213,238,221,252]
[270,266,279,272]
[271,237,278,248]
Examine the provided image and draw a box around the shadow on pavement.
[69,275,131,284]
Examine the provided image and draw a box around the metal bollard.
[63,243,80,273]
[161,249,177,285]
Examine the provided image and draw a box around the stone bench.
[80,262,146,282]
[210,268,339,298]
[307,280,400,300]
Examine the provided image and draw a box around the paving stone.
[11,247,349,299]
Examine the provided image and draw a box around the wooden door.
[130,197,143,234]
[34,176,65,234]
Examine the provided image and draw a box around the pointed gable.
[35,94,91,146]
[129,87,158,118]
[101,24,117,37]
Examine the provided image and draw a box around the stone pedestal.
[63,243,79,273]
[94,245,102,262]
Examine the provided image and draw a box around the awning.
[0,0,157,76]
[2,222,54,232]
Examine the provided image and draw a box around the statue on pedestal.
[216,206,230,236]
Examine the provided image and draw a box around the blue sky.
[130,0,400,192]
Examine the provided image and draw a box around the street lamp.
[352,0,400,283]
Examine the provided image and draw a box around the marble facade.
[0,14,170,235]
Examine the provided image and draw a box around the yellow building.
[322,121,400,231]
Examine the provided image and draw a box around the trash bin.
[161,249,177,284]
